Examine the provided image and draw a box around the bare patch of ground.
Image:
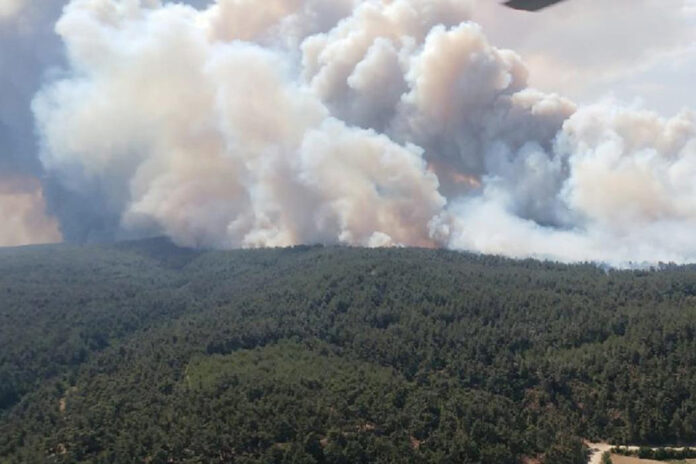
[611,455,664,464]
[521,456,542,464]
[58,386,77,415]
[608,454,696,464]
[587,443,613,464]
[410,436,422,450]
[587,442,696,464]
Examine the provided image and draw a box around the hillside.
[2,239,696,463]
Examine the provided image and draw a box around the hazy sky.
[473,0,696,115]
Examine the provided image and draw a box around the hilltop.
[2,239,696,463]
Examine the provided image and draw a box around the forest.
[2,238,696,463]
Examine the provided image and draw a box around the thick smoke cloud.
[0,0,211,246]
[34,0,452,247]
[448,104,696,264]
[24,0,696,264]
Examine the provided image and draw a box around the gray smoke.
[4,0,696,264]
[0,0,65,245]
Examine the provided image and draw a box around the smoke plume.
[0,0,65,246]
[0,175,60,247]
[7,0,696,264]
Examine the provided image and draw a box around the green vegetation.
[612,446,696,461]
[2,239,696,463]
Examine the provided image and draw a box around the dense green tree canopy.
[1,239,696,463]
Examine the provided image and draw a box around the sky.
[1,0,696,265]
[472,0,696,115]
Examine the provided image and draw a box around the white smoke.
[449,103,696,264]
[31,0,696,264]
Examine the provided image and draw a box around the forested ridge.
[2,239,696,463]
